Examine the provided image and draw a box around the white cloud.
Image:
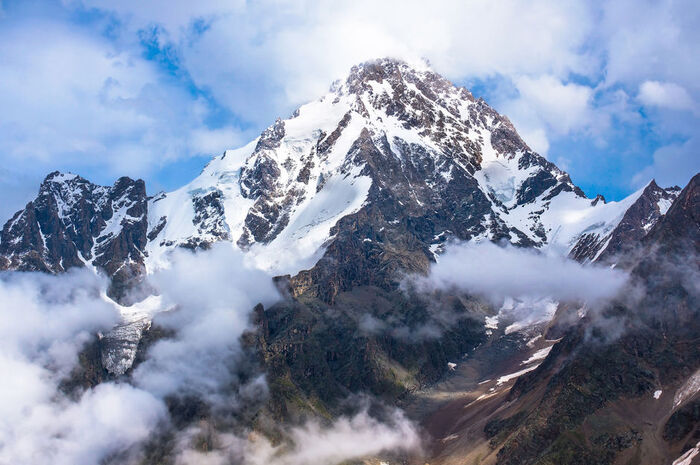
[81,0,595,125]
[246,407,421,465]
[638,81,695,111]
[1,0,697,203]
[0,270,167,465]
[175,407,421,465]
[0,244,420,465]
[519,127,551,155]
[0,20,244,183]
[513,75,594,135]
[601,0,700,93]
[133,243,280,401]
[632,136,700,188]
[417,241,628,305]
[5,383,166,465]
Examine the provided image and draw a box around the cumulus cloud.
[133,243,280,402]
[638,81,696,112]
[416,241,628,305]
[0,19,245,192]
[601,0,700,92]
[0,270,167,465]
[513,75,595,135]
[80,0,594,125]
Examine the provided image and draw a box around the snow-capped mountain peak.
[145,58,591,274]
[0,58,683,298]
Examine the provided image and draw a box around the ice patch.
[492,297,558,334]
[100,295,168,376]
[672,441,700,465]
[496,364,540,386]
[521,346,553,365]
[485,315,499,330]
[674,369,700,410]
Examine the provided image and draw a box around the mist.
[416,241,629,304]
[0,244,423,465]
[133,243,280,403]
[174,407,421,465]
[0,270,166,465]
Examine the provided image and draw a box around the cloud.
[133,243,280,402]
[601,0,700,92]
[0,19,244,186]
[0,243,422,465]
[0,0,698,208]
[91,0,594,124]
[638,81,695,112]
[4,383,166,465]
[632,136,700,189]
[513,75,595,135]
[498,75,602,154]
[0,270,116,378]
[0,269,167,465]
[416,241,628,305]
[175,407,421,465]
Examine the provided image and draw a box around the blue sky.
[0,0,698,220]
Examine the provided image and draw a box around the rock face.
[569,179,681,263]
[419,174,700,465]
[0,172,148,302]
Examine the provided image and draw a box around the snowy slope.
[2,58,680,284]
[141,58,671,277]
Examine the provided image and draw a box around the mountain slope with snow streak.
[0,58,682,287]
[135,58,679,279]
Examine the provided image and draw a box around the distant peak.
[591,194,606,206]
[42,171,80,184]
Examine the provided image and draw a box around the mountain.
[0,172,148,301]
[421,174,699,465]
[1,58,697,465]
[569,179,681,263]
[0,59,679,299]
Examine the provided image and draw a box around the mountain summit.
[0,58,680,302]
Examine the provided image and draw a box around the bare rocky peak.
[0,172,148,302]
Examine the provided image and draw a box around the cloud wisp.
[414,241,628,305]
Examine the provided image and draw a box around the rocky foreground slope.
[0,58,697,465]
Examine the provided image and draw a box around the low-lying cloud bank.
[176,407,421,465]
[0,244,421,464]
[0,270,165,465]
[416,241,629,304]
[133,244,280,404]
